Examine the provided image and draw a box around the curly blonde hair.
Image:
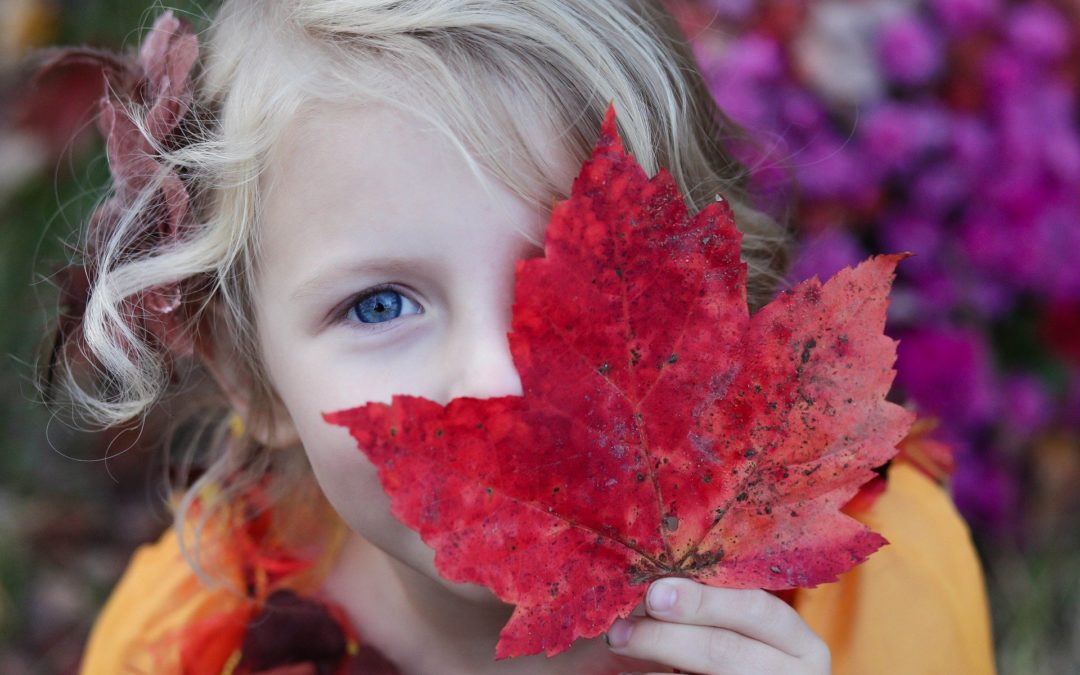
[41,0,791,586]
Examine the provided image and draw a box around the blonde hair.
[41,0,791,585]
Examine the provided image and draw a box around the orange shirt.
[79,460,996,674]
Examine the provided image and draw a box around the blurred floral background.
[0,0,1077,672]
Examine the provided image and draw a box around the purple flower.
[781,88,825,132]
[1001,373,1053,436]
[793,132,875,200]
[896,326,998,431]
[911,162,971,216]
[949,116,994,168]
[878,13,943,86]
[1008,2,1072,63]
[958,204,1037,288]
[704,34,786,130]
[908,267,961,317]
[703,0,757,22]
[859,102,951,175]
[961,277,1015,319]
[1030,197,1080,300]
[719,32,785,81]
[950,445,1019,535]
[880,212,944,274]
[786,228,866,286]
[1063,368,1080,430]
[928,0,1001,36]
[1033,84,1080,184]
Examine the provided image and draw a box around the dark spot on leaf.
[435,429,444,437]
[630,348,641,366]
[553,487,560,493]
[598,362,610,375]
[801,338,816,364]
[702,474,712,484]
[736,492,748,502]
[770,565,781,574]
[662,515,679,531]
[615,267,623,278]
[667,353,678,364]
[636,473,646,482]
[744,449,756,458]
[486,487,493,495]
[389,426,397,437]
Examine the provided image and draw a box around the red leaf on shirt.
[324,104,914,659]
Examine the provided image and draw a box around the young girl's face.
[252,100,574,594]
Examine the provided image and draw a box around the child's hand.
[606,578,831,675]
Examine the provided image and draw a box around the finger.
[607,616,793,675]
[643,578,825,659]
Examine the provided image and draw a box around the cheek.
[292,408,386,523]
[256,333,389,528]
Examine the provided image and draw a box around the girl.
[40,1,996,673]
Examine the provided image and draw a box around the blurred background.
[0,0,1077,672]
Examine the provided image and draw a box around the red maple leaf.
[324,104,914,659]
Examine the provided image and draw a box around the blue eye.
[349,287,422,324]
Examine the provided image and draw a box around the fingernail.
[606,618,633,648]
[647,580,676,612]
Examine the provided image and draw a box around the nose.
[442,312,524,402]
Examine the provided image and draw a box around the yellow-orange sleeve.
[78,526,245,675]
[793,461,997,675]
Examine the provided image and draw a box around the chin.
[372,511,511,608]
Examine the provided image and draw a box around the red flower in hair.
[40,10,200,372]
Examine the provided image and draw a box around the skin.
[241,98,831,675]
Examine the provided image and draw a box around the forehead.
[254,100,563,294]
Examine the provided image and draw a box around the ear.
[193,298,302,450]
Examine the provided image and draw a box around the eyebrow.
[289,256,431,301]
